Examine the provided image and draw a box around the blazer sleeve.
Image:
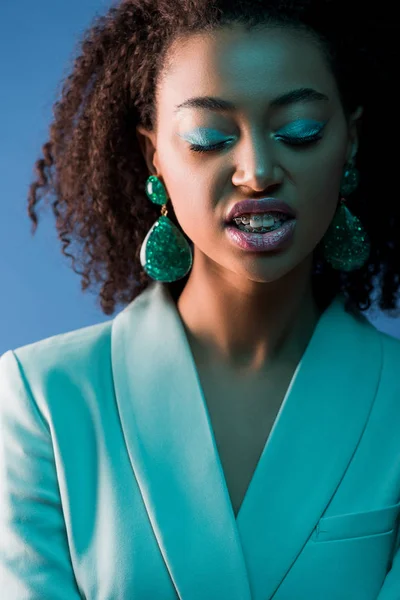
[377,526,400,598]
[0,350,82,599]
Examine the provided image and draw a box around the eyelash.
[188,134,322,154]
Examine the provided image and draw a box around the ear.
[346,106,364,163]
[136,125,159,176]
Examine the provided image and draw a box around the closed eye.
[189,134,323,154]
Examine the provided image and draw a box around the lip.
[225,198,297,223]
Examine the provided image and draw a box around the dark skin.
[137,24,363,379]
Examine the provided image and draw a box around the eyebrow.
[174,87,329,114]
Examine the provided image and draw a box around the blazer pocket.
[312,500,400,542]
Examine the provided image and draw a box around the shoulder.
[0,318,113,396]
[346,304,400,362]
[335,303,400,391]
[0,318,115,437]
[376,327,400,375]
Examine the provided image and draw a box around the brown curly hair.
[27,0,399,317]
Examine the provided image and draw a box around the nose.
[231,135,283,192]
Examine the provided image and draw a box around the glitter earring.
[322,159,371,271]
[140,175,193,282]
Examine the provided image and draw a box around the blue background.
[1,0,399,356]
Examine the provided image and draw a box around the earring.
[322,159,371,271]
[139,175,193,282]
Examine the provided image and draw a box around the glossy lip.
[225,197,297,223]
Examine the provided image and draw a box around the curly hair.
[27,0,399,317]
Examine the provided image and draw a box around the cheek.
[163,168,215,221]
[295,144,346,205]
[293,150,346,243]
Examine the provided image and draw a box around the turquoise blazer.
[1,281,400,599]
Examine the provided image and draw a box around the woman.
[1,0,399,598]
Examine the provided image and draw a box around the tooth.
[262,215,276,227]
[249,215,264,228]
[250,215,277,228]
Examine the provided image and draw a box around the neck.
[175,255,323,377]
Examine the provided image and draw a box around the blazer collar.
[111,281,381,600]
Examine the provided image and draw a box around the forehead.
[158,26,338,116]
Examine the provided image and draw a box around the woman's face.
[137,24,362,285]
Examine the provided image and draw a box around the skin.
[136,24,363,379]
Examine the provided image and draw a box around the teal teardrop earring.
[140,175,193,282]
[322,159,371,271]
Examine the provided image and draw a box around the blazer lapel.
[111,282,382,600]
[235,294,382,599]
